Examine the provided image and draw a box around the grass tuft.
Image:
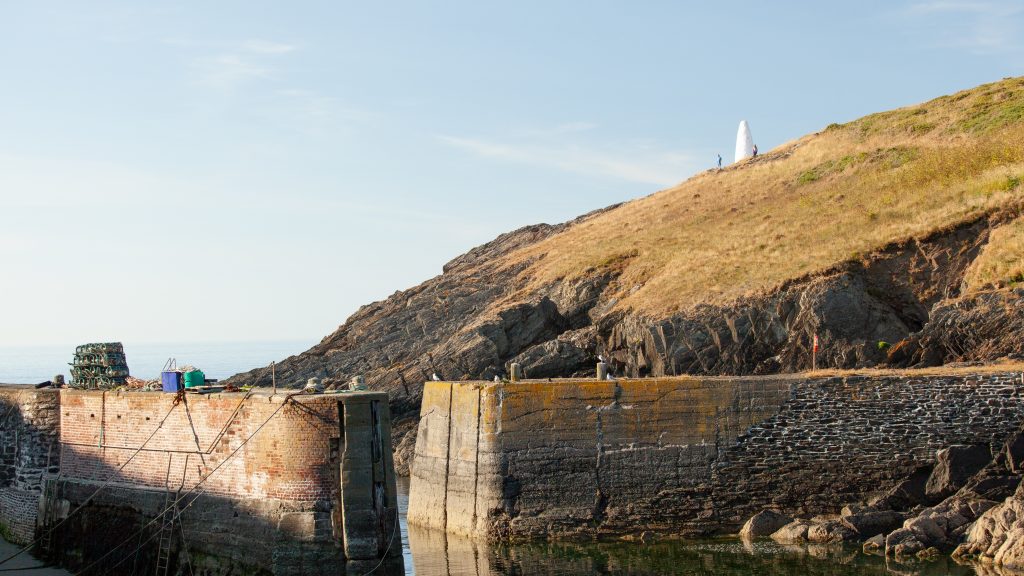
[964,216,1024,292]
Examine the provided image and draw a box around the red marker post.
[812,334,820,371]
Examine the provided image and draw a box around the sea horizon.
[0,339,318,385]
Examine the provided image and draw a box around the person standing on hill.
[717,154,722,169]
[752,144,758,157]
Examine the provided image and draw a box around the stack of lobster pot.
[70,342,130,389]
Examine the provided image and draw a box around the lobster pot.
[70,342,130,389]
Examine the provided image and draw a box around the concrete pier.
[408,371,1024,541]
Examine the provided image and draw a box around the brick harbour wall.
[0,387,60,544]
[58,390,342,501]
[49,389,401,575]
[407,371,1024,541]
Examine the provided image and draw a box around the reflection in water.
[395,478,1001,576]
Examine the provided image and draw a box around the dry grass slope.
[503,77,1024,317]
[964,215,1024,293]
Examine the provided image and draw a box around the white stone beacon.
[735,120,754,163]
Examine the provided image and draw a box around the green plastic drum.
[184,370,205,388]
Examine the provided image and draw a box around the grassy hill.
[505,77,1024,316]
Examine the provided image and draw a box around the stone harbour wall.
[407,370,1024,541]
[0,387,60,544]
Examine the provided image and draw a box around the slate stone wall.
[713,372,1024,530]
[0,387,60,544]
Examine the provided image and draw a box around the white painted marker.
[735,120,754,163]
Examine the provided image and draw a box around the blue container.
[161,371,183,393]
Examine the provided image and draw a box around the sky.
[0,1,1022,348]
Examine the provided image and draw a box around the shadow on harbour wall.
[46,478,404,576]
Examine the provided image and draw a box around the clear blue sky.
[1,1,1021,347]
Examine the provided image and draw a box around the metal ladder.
[154,490,181,576]
[37,482,55,557]
[154,459,177,576]
[36,445,59,559]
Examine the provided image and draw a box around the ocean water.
[0,340,318,384]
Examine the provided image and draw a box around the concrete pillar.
[596,362,608,380]
[337,395,400,563]
[509,363,522,382]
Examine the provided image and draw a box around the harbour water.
[394,475,993,575]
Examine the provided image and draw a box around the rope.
[0,395,182,568]
[357,506,401,576]
[71,394,298,576]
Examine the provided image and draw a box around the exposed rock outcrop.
[740,510,792,539]
[604,212,996,378]
[888,288,1024,368]
[885,496,997,558]
[926,444,994,501]
[954,484,1024,570]
[226,204,1022,473]
[224,216,610,417]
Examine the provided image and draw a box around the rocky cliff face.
[224,208,617,415]
[599,211,1001,377]
[226,200,1023,475]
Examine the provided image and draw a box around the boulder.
[956,429,1024,502]
[740,510,793,539]
[961,474,1022,501]
[925,444,993,500]
[1006,432,1024,474]
[904,515,946,543]
[863,533,885,554]
[771,520,811,544]
[885,495,997,557]
[885,527,926,557]
[840,504,868,517]
[840,510,905,537]
[871,465,932,510]
[806,520,857,543]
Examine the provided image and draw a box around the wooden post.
[509,363,522,382]
[271,361,276,394]
[596,362,608,380]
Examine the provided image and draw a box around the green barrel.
[184,370,205,388]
